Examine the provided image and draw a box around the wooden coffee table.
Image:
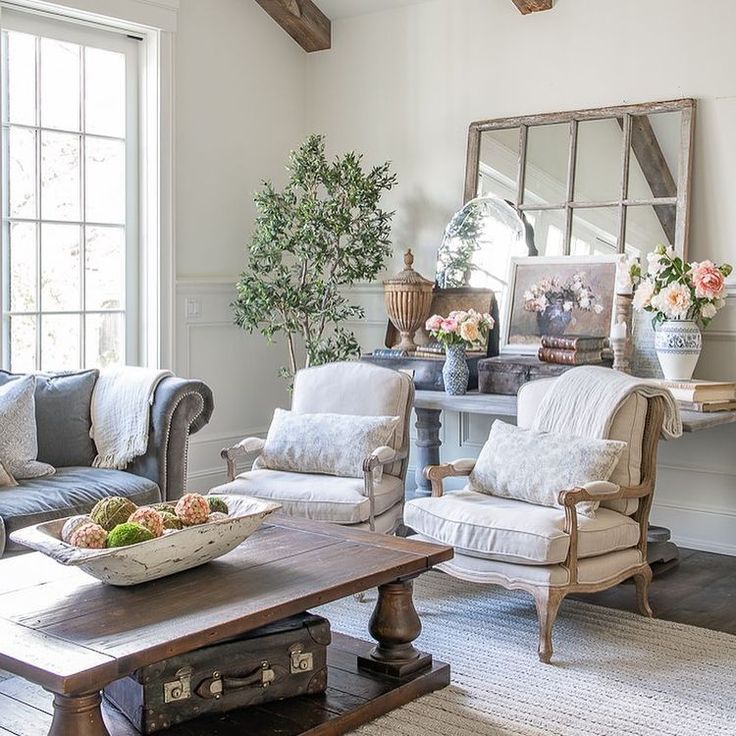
[0,516,453,736]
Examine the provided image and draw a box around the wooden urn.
[383,250,435,353]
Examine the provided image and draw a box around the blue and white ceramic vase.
[654,319,702,380]
[442,344,470,395]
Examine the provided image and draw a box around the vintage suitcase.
[478,355,572,395]
[103,613,330,734]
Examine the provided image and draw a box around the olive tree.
[232,134,397,382]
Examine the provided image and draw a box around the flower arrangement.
[522,273,605,316]
[425,309,494,349]
[630,246,732,327]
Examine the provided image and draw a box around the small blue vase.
[442,345,469,395]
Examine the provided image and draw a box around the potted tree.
[233,135,397,382]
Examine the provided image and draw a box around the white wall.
[174,0,303,489]
[303,0,736,554]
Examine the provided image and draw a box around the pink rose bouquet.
[425,309,494,349]
[630,246,732,327]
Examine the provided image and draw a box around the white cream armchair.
[405,376,667,663]
[212,362,414,533]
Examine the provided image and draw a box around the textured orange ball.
[175,493,210,526]
[68,522,108,549]
[128,507,164,538]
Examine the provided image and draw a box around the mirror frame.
[464,98,695,259]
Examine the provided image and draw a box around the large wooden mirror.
[463,99,695,262]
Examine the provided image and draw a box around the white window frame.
[1,8,140,369]
[0,0,176,369]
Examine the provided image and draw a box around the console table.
[411,389,736,571]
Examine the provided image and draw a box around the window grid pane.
[2,26,128,371]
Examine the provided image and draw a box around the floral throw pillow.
[468,420,625,517]
[0,376,55,480]
[257,409,399,480]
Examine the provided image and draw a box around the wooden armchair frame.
[424,397,666,663]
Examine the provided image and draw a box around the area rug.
[317,571,736,736]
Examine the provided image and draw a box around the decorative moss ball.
[106,522,155,548]
[175,493,210,526]
[159,511,183,530]
[69,522,108,549]
[128,507,164,538]
[207,496,229,515]
[151,503,175,514]
[61,515,92,544]
[90,497,138,532]
[207,512,228,523]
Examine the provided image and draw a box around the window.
[1,9,139,371]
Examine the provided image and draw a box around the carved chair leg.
[633,566,654,618]
[533,587,566,664]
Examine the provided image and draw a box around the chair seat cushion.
[210,469,404,525]
[0,467,161,555]
[404,490,640,565]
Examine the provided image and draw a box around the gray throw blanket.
[531,366,682,440]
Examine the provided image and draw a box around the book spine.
[372,348,408,358]
[540,335,607,351]
[537,347,603,365]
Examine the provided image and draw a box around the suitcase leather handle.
[195,662,282,700]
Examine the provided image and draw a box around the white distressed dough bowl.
[9,495,281,586]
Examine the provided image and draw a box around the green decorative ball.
[151,503,175,514]
[160,511,183,530]
[106,522,155,548]
[90,497,138,532]
[207,496,229,515]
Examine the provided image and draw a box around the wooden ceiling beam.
[254,0,331,52]
[511,0,554,14]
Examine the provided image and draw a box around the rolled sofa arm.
[126,377,214,502]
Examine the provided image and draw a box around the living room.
[0,0,734,734]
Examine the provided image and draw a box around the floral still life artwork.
[503,256,618,354]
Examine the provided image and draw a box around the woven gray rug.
[318,571,736,736]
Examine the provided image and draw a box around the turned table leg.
[48,691,110,736]
[358,578,432,678]
[414,408,442,497]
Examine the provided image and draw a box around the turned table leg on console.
[414,408,442,497]
[358,577,432,678]
[48,691,110,736]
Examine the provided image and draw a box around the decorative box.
[478,356,572,395]
[361,353,483,391]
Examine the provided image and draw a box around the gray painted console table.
[412,389,736,571]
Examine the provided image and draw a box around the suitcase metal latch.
[289,644,314,674]
[163,666,193,703]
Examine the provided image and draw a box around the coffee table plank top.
[0,518,452,695]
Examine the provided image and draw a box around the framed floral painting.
[501,256,619,354]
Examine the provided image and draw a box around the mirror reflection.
[477,127,520,202]
[523,123,569,205]
[436,197,531,331]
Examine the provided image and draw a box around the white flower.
[701,302,717,320]
[647,251,665,276]
[633,279,655,310]
[593,304,604,314]
[563,300,573,312]
[655,282,692,319]
[579,295,591,309]
[536,295,548,311]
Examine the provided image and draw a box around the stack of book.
[414,344,445,359]
[653,379,736,412]
[537,335,606,366]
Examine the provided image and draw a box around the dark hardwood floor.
[570,547,736,635]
